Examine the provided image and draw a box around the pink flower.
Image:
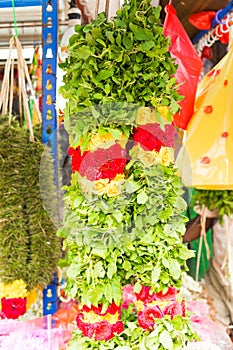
[163,300,186,319]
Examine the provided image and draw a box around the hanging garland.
[58,0,198,347]
[0,118,61,319]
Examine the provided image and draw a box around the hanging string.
[11,0,18,38]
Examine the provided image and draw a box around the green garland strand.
[0,118,61,289]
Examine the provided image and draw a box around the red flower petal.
[1,297,26,319]
[163,300,186,319]
[138,307,163,330]
[133,127,163,152]
[87,321,113,341]
[135,285,156,303]
[154,286,178,301]
[111,321,124,335]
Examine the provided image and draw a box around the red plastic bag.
[189,11,216,30]
[163,3,203,130]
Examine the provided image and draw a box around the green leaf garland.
[0,118,61,290]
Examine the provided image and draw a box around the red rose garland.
[68,144,127,181]
[76,303,124,341]
[135,285,186,330]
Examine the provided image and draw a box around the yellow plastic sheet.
[176,45,233,189]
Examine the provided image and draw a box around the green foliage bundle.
[59,161,193,307]
[59,0,182,143]
[192,189,233,223]
[0,118,61,289]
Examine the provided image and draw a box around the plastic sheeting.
[163,3,203,130]
[176,45,233,189]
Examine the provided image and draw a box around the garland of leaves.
[58,0,198,347]
[0,118,61,290]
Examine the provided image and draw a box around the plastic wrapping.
[163,4,203,130]
[0,310,77,350]
[176,45,233,189]
[188,11,216,30]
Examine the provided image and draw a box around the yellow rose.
[130,145,140,159]
[157,106,169,120]
[158,147,174,166]
[88,133,114,151]
[113,173,125,182]
[138,149,158,167]
[93,179,109,196]
[136,107,151,125]
[135,300,144,311]
[117,134,128,148]
[107,181,122,197]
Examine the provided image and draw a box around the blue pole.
[41,0,59,316]
[0,0,42,7]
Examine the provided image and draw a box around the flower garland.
[58,0,198,347]
[0,280,38,320]
[0,120,61,319]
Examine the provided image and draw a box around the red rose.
[133,127,163,152]
[69,146,89,173]
[112,320,124,335]
[138,306,163,330]
[87,321,113,341]
[142,123,175,148]
[1,297,27,319]
[76,312,89,336]
[154,286,178,301]
[78,144,127,181]
[163,300,186,319]
[135,285,156,303]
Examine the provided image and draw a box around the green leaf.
[96,69,114,81]
[168,259,181,280]
[129,23,153,41]
[122,260,131,271]
[67,263,80,279]
[122,34,133,50]
[94,261,105,278]
[134,282,142,294]
[159,330,173,350]
[107,262,117,279]
[137,191,148,204]
[152,265,161,284]
[126,179,141,193]
[140,40,155,52]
